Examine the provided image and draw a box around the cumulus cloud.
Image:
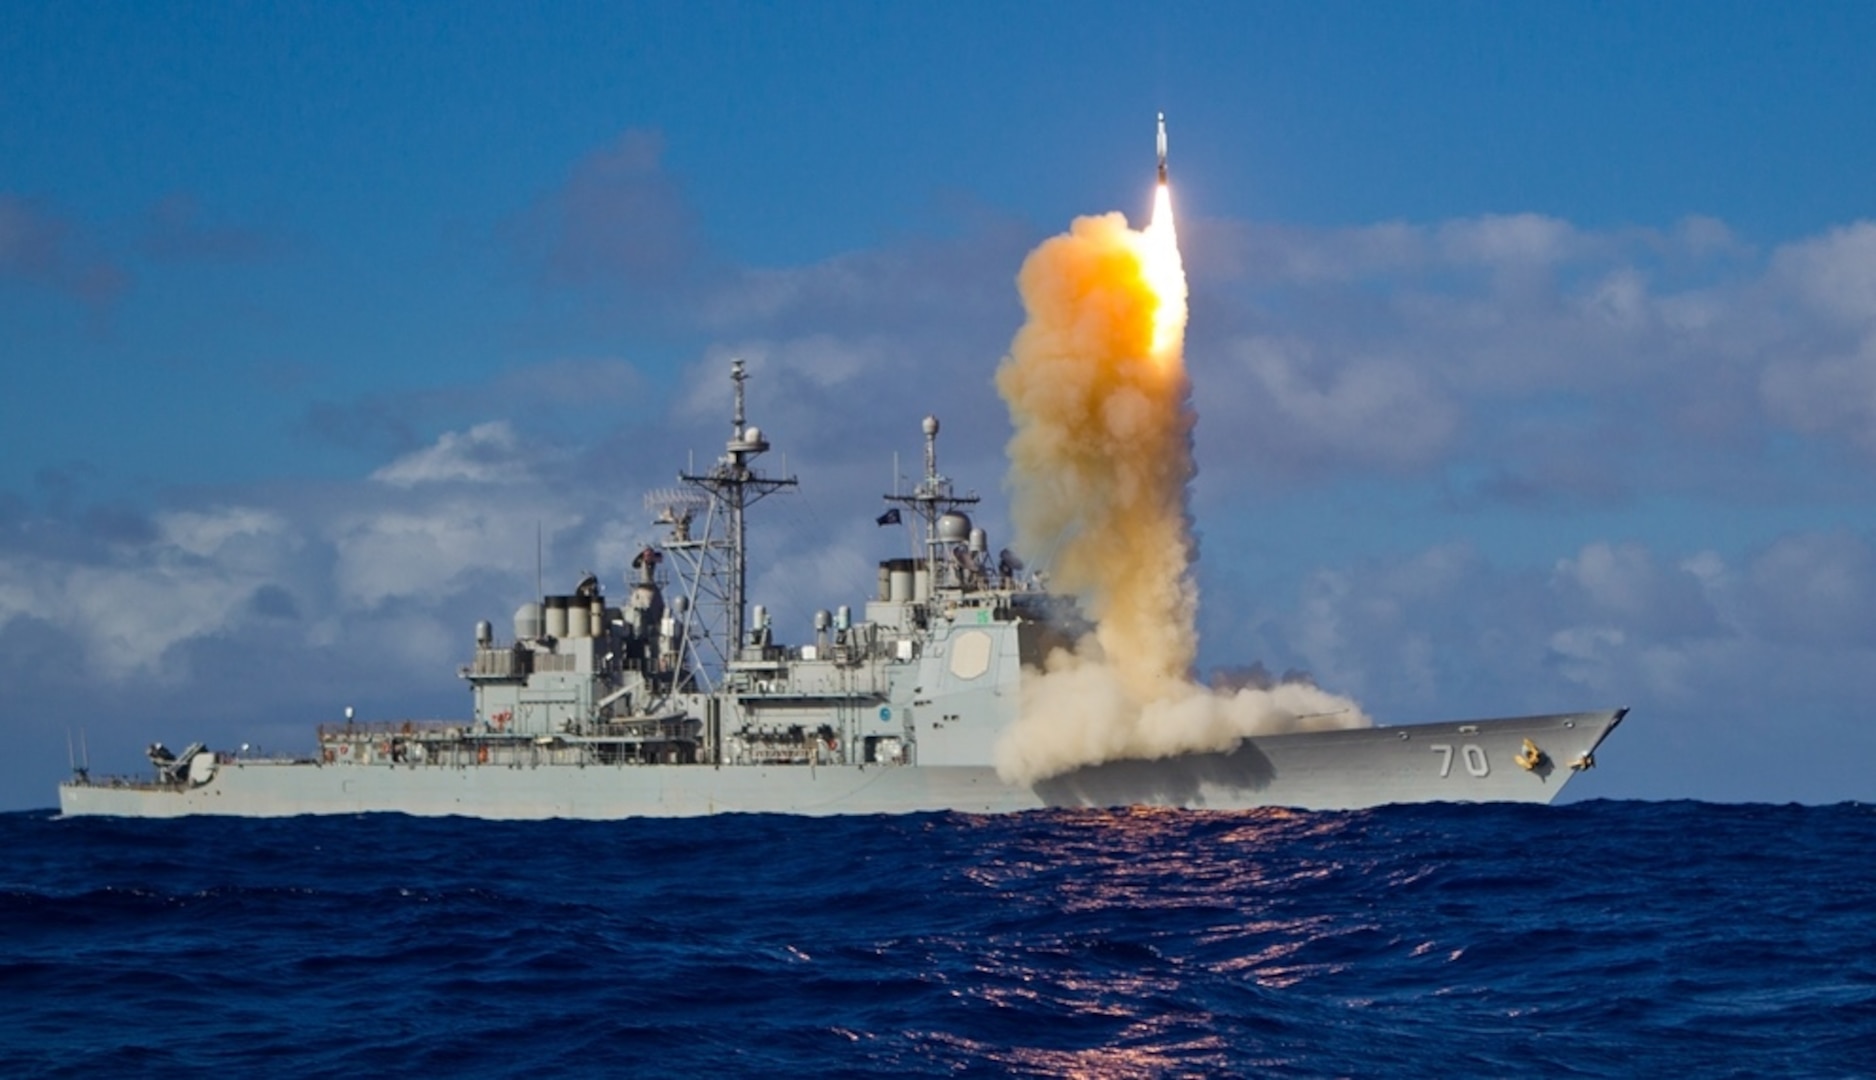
[1741,529,1876,648]
[677,336,884,424]
[700,221,1031,335]
[1756,222,1876,452]
[1553,541,1722,640]
[1436,213,1587,267]
[668,221,1035,465]
[0,506,301,680]
[1236,527,1876,751]
[159,507,291,560]
[1193,212,1618,290]
[1772,222,1876,327]
[1205,335,1460,475]
[330,500,566,609]
[370,421,534,487]
[298,358,648,460]
[1180,211,1876,506]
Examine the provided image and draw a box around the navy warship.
[58,362,1625,818]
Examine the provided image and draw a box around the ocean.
[3,801,1871,1078]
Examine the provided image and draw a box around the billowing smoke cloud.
[993,193,1369,783]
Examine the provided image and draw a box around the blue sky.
[5,1,1876,808]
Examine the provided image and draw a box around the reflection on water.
[917,1027,1233,1080]
[908,808,1394,1072]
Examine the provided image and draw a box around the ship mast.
[678,360,797,662]
[882,415,979,594]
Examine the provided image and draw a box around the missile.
[1156,111,1168,184]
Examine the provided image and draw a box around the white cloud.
[1202,335,1459,476]
[704,263,871,326]
[1742,529,1876,648]
[1179,212,1876,501]
[1290,568,1360,696]
[1578,268,1651,331]
[1553,541,1722,639]
[1546,623,1626,686]
[1747,222,1876,451]
[0,506,302,680]
[329,499,581,609]
[678,335,888,423]
[1670,215,1744,259]
[158,507,291,560]
[371,422,532,488]
[1759,337,1876,451]
[1773,221,1876,327]
[1436,213,1583,266]
[63,563,253,679]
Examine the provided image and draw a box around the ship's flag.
[876,508,901,526]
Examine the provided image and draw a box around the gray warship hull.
[59,709,1623,818]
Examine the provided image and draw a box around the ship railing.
[589,718,702,742]
[317,720,464,740]
[747,748,812,764]
[61,774,184,791]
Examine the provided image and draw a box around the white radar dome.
[937,512,972,543]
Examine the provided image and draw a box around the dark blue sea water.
[3,802,1872,1078]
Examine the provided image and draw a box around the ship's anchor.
[1514,738,1549,771]
[1570,752,1597,771]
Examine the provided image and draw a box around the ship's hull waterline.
[60,710,1623,819]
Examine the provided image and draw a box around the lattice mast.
[678,360,797,662]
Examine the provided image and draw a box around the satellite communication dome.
[922,415,940,436]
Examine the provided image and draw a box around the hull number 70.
[1430,743,1490,778]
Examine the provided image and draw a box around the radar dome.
[514,602,544,641]
[937,511,972,543]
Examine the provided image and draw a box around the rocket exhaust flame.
[1144,182,1184,358]
[992,116,1369,785]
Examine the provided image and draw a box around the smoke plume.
[993,190,1369,784]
